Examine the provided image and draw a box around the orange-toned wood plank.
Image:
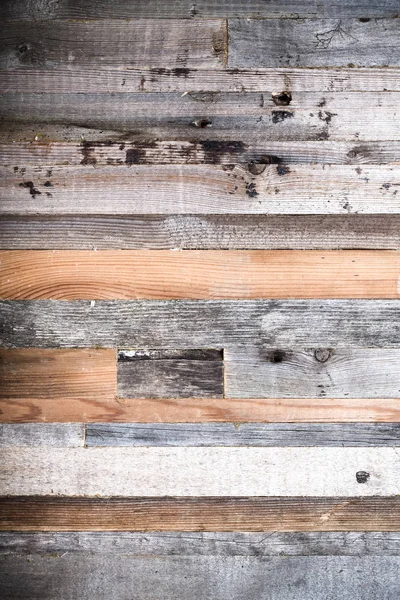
[0,250,399,299]
[1,496,400,532]
[1,396,399,423]
[0,349,117,403]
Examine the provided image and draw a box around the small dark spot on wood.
[318,98,327,107]
[314,348,331,363]
[19,181,41,198]
[200,140,245,164]
[272,92,292,106]
[356,471,370,483]
[192,118,212,128]
[355,167,362,175]
[271,349,286,363]
[359,18,371,22]
[276,165,290,176]
[121,79,126,86]
[245,182,258,198]
[173,68,191,78]
[45,192,52,197]
[18,44,28,55]
[248,162,267,175]
[126,148,145,165]
[139,76,146,90]
[271,110,294,124]
[13,166,18,172]
[318,111,336,124]
[79,141,97,166]
[46,169,52,177]
[43,181,53,187]
[316,128,329,140]
[119,143,125,151]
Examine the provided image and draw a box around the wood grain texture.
[229,18,400,68]
[0,424,84,447]
[0,20,227,70]
[225,348,400,398]
[4,531,400,556]
[1,447,399,496]
[2,497,400,531]
[2,68,400,93]
[2,0,398,19]
[85,423,400,447]
[4,164,399,215]
[3,215,400,250]
[1,250,399,300]
[2,300,400,349]
[0,349,117,400]
[2,92,399,141]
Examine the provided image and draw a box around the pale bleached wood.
[2,497,400,532]
[1,300,399,348]
[2,92,400,141]
[224,348,400,398]
[1,250,399,300]
[0,447,399,496]
[0,349,117,399]
[2,68,400,93]
[3,165,400,215]
[229,18,400,68]
[3,215,400,251]
[0,20,227,70]
[3,531,400,556]
[0,424,84,447]
[85,423,400,447]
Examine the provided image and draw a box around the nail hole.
[18,44,28,54]
[272,91,292,106]
[356,471,370,484]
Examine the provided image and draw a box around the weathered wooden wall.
[0,1,399,597]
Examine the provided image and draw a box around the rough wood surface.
[0,20,227,70]
[2,0,398,19]
[2,496,400,531]
[0,349,116,400]
[3,215,400,250]
[3,531,400,556]
[225,348,400,398]
[1,300,399,349]
[0,447,398,496]
[0,424,84,447]
[229,18,400,68]
[2,93,399,141]
[2,250,399,300]
[4,165,399,215]
[85,423,400,447]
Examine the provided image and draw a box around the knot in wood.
[314,348,331,363]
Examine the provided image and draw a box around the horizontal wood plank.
[3,215,400,250]
[0,20,226,70]
[229,18,400,68]
[0,424,84,447]
[1,300,399,348]
[1,250,399,300]
[85,423,400,447]
[0,349,116,401]
[0,447,399,496]
[4,164,399,215]
[2,496,400,531]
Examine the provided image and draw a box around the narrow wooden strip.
[3,531,400,556]
[0,447,398,496]
[2,68,400,93]
[225,348,400,398]
[229,18,400,68]
[1,250,399,300]
[1,300,399,349]
[3,164,399,215]
[0,20,226,70]
[0,424,84,447]
[2,0,398,19]
[0,349,117,400]
[85,423,400,447]
[2,497,400,531]
[2,215,400,250]
[118,349,223,361]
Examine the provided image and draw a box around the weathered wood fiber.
[2,0,398,19]
[2,300,399,349]
[3,68,400,93]
[85,423,400,447]
[2,250,399,300]
[0,447,398,496]
[229,18,400,68]
[2,93,399,141]
[3,531,400,556]
[0,20,227,70]
[2,497,400,531]
[0,424,84,447]
[2,397,400,424]
[3,140,400,167]
[0,349,116,399]
[224,348,400,398]
[3,165,400,215]
[3,215,400,250]
[118,349,223,398]
[0,554,399,600]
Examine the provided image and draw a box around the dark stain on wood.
[18,181,41,198]
[271,110,294,124]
